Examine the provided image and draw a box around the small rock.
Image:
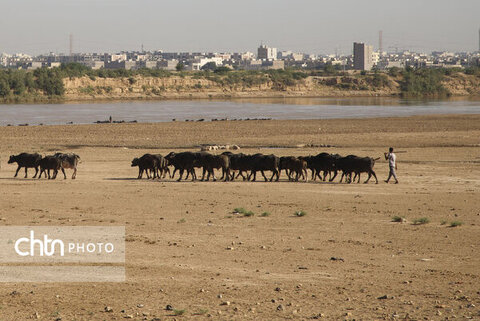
[377,295,388,300]
[221,301,230,306]
[165,304,173,311]
[330,257,344,262]
[105,306,113,312]
[275,287,282,292]
[125,315,133,319]
[137,304,144,308]
[217,294,223,299]
[277,304,285,311]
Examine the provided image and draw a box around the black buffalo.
[165,152,197,181]
[248,154,280,182]
[8,153,42,178]
[131,154,158,179]
[38,156,62,179]
[279,156,308,181]
[335,155,379,184]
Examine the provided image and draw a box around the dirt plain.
[0,114,479,320]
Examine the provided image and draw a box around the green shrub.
[449,221,463,227]
[391,216,405,222]
[413,217,430,225]
[295,210,307,217]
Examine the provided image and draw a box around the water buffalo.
[152,154,171,179]
[131,154,158,179]
[38,156,62,179]
[309,153,340,181]
[248,153,280,182]
[335,155,378,184]
[8,153,42,178]
[200,153,230,181]
[165,152,197,181]
[279,156,308,182]
[54,153,80,179]
[221,152,254,181]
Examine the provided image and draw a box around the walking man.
[384,147,398,184]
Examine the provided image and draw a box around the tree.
[0,78,9,97]
[214,66,231,74]
[176,63,185,72]
[323,63,336,75]
[201,62,217,71]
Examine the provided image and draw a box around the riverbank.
[61,71,480,102]
[0,115,479,320]
[1,67,479,104]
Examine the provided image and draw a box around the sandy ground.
[0,115,479,320]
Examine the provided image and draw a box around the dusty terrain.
[0,115,479,320]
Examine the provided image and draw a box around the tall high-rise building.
[353,42,373,71]
[257,44,277,60]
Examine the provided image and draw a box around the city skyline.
[1,0,479,55]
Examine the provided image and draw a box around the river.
[1,97,479,126]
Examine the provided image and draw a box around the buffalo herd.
[131,151,380,184]
[7,152,80,179]
[6,150,379,184]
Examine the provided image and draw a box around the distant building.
[157,59,179,71]
[353,42,373,70]
[257,44,277,61]
[104,60,136,70]
[243,59,284,70]
[186,57,223,71]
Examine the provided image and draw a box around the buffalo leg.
[33,166,39,178]
[24,167,28,178]
[14,166,21,178]
[261,171,268,182]
[329,170,338,182]
[177,169,184,182]
[364,172,371,184]
[72,167,77,179]
[368,170,378,184]
[61,168,67,179]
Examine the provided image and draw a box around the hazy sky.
[1,0,479,55]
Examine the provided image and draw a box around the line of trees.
[0,68,64,99]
